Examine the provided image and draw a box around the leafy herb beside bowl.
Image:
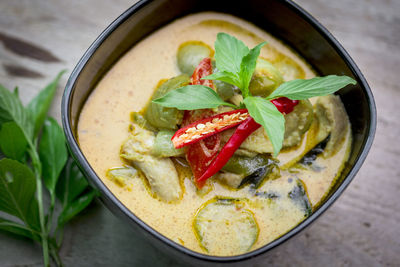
[0,72,97,266]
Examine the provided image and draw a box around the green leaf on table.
[0,85,33,141]
[13,87,19,97]
[57,190,96,226]
[244,96,285,156]
[267,75,357,100]
[56,158,97,226]
[214,32,249,74]
[39,117,68,196]
[27,70,65,136]
[0,158,39,228]
[0,122,28,161]
[239,42,266,95]
[56,158,89,205]
[0,217,37,240]
[152,85,236,110]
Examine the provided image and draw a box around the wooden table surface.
[0,0,399,266]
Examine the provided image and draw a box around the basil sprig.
[153,84,236,109]
[0,73,97,266]
[153,33,356,155]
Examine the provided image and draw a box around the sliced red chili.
[195,98,298,185]
[185,57,221,188]
[197,117,261,183]
[191,57,214,88]
[186,134,220,188]
[270,97,299,114]
[172,109,249,149]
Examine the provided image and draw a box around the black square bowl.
[61,0,376,265]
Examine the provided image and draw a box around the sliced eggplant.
[220,127,274,154]
[106,166,139,189]
[193,197,259,255]
[239,163,279,189]
[288,179,312,217]
[177,41,213,75]
[315,95,350,156]
[218,155,277,189]
[152,130,185,158]
[130,112,157,132]
[283,99,314,148]
[299,136,329,166]
[216,172,244,189]
[255,177,312,218]
[249,58,284,97]
[143,75,190,130]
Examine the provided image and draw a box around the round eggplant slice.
[193,198,259,255]
[177,41,213,75]
[249,58,284,97]
[106,166,139,189]
[283,99,314,148]
[143,75,189,130]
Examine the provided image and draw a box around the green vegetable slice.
[219,154,278,189]
[283,99,314,148]
[222,154,273,177]
[193,197,259,255]
[143,75,190,130]
[131,112,157,132]
[177,41,213,75]
[152,130,184,157]
[106,166,139,189]
[288,179,312,217]
[256,177,312,218]
[249,58,284,97]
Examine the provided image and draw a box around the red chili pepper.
[195,98,299,185]
[270,97,299,114]
[197,117,261,183]
[186,134,220,188]
[185,57,221,188]
[171,109,249,149]
[191,57,214,88]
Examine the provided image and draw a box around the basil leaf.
[244,96,285,156]
[0,217,37,240]
[56,158,89,204]
[27,70,65,136]
[58,190,96,226]
[214,32,249,74]
[0,158,39,227]
[0,85,33,142]
[153,85,236,110]
[56,158,97,226]
[267,75,357,100]
[13,87,19,97]
[39,118,68,196]
[239,42,266,96]
[0,122,28,161]
[203,71,242,89]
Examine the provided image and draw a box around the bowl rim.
[62,0,377,262]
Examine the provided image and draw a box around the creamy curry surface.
[78,12,351,256]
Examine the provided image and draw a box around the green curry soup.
[78,12,351,256]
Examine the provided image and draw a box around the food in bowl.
[77,12,355,256]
